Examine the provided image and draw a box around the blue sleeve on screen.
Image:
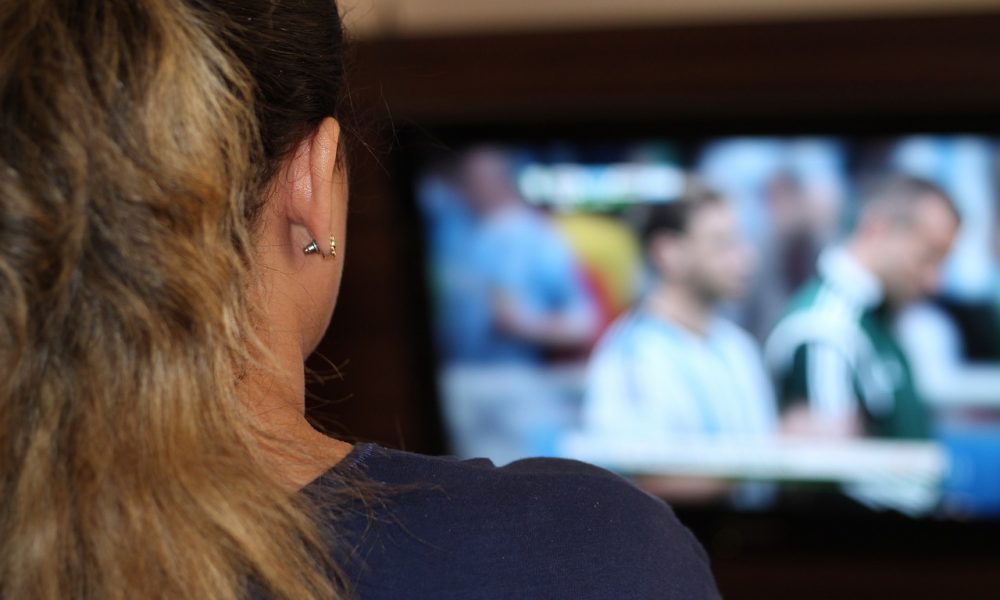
[478,210,589,314]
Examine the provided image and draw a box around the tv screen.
[409,130,1000,519]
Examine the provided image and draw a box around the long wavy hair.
[0,1,355,598]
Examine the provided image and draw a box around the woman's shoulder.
[323,444,721,600]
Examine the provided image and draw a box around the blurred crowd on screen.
[418,136,1000,516]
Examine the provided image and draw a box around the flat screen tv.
[397,119,1000,534]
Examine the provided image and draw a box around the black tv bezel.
[390,114,1000,558]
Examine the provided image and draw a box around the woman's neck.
[242,333,353,490]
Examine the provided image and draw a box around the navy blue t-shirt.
[304,443,721,599]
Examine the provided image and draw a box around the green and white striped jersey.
[765,248,930,439]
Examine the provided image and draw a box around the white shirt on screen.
[582,309,777,443]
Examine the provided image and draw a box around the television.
[398,119,1000,529]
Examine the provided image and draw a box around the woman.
[0,1,720,599]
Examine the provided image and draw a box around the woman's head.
[205,0,355,352]
[1,1,352,598]
[213,0,354,356]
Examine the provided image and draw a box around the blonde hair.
[0,1,353,598]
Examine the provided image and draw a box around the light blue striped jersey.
[582,309,777,442]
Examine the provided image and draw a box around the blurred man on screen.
[582,190,777,443]
[766,175,960,440]
[451,146,598,364]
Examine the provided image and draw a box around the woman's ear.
[286,117,343,256]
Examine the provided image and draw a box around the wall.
[340,0,1000,37]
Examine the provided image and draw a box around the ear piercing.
[302,235,337,259]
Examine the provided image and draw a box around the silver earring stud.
[302,240,320,255]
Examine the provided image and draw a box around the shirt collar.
[817,246,884,310]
